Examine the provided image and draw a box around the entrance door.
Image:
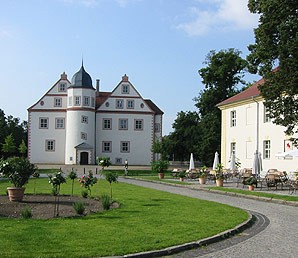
[80,152,89,165]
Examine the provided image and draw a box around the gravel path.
[119,177,298,258]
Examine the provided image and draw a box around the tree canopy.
[247,0,298,136]
[0,109,27,158]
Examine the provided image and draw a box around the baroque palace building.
[28,64,163,165]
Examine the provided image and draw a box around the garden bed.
[0,194,107,219]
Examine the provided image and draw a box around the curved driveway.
[120,178,298,258]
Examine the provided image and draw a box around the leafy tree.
[104,171,118,199]
[2,134,17,157]
[18,139,27,156]
[167,111,200,161]
[247,0,298,136]
[195,49,248,165]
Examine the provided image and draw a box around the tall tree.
[247,0,298,136]
[168,111,200,161]
[2,134,17,157]
[195,49,248,165]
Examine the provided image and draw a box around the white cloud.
[176,0,259,36]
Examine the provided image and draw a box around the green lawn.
[0,177,248,257]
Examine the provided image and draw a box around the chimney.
[61,72,67,80]
[96,79,100,92]
[122,74,129,82]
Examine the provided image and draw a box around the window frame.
[83,96,90,106]
[120,141,130,153]
[119,118,128,130]
[74,96,81,106]
[55,118,65,129]
[45,140,55,151]
[54,97,62,107]
[102,141,112,153]
[134,119,143,131]
[103,118,112,130]
[230,110,236,127]
[127,100,134,109]
[264,106,271,123]
[121,84,130,94]
[39,117,49,129]
[81,115,88,124]
[58,83,66,92]
[116,99,124,109]
[231,142,236,155]
[263,140,271,159]
[81,132,87,140]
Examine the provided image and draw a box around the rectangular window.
[54,97,62,107]
[231,110,236,127]
[81,132,87,140]
[231,142,236,155]
[103,118,112,130]
[134,119,143,130]
[39,118,49,129]
[122,84,129,94]
[115,158,122,164]
[264,106,271,123]
[102,141,112,152]
[154,123,160,132]
[74,96,81,106]
[91,97,95,107]
[83,96,90,106]
[120,141,130,153]
[263,140,271,159]
[59,83,66,92]
[45,140,55,151]
[55,118,65,129]
[119,119,128,130]
[81,115,88,124]
[116,99,124,109]
[127,100,134,109]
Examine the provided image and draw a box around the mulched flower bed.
[0,194,105,219]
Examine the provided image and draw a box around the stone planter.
[7,187,25,202]
[199,177,206,184]
[248,185,255,191]
[216,179,224,187]
[158,173,165,179]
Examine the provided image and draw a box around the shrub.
[81,189,88,198]
[101,194,112,210]
[73,201,85,215]
[79,171,97,196]
[48,171,66,195]
[21,206,32,219]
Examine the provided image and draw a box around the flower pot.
[7,187,25,202]
[199,177,206,185]
[216,179,224,187]
[158,173,165,179]
[248,185,255,191]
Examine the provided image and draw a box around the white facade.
[218,79,298,175]
[28,68,163,166]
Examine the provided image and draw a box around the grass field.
[0,177,248,257]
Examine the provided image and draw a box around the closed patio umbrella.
[212,151,219,170]
[230,153,236,171]
[188,153,195,171]
[252,151,261,175]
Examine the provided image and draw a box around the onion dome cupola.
[69,63,94,89]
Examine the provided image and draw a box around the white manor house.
[28,64,163,166]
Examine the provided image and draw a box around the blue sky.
[0,0,260,135]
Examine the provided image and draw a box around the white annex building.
[28,64,163,165]
[217,76,298,175]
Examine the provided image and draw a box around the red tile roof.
[217,77,263,107]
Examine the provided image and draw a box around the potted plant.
[198,166,208,184]
[0,157,37,201]
[215,163,224,187]
[151,160,169,179]
[178,171,186,181]
[244,176,258,191]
